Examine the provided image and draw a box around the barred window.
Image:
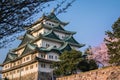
[41,63,46,68]
[30,65,33,69]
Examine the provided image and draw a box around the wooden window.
[46,44,50,48]
[62,36,65,39]
[55,56,57,59]
[52,24,54,26]
[41,63,46,68]
[3,74,5,77]
[36,64,38,67]
[8,64,9,67]
[41,54,45,58]
[26,56,30,60]
[24,58,25,61]
[48,23,51,25]
[17,61,19,65]
[5,65,7,68]
[14,63,16,66]
[30,65,33,69]
[21,68,24,71]
[54,45,57,48]
[10,72,12,74]
[17,70,19,73]
[13,70,16,74]
[25,67,28,70]
[49,55,53,59]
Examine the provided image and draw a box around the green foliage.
[53,49,98,76]
[105,18,120,65]
[78,59,98,72]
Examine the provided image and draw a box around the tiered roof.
[19,33,35,46]
[44,11,69,26]
[3,52,18,63]
[28,10,69,29]
[42,30,61,40]
[59,42,72,52]
[2,11,84,65]
[21,43,37,55]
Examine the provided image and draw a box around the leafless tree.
[0,0,76,48]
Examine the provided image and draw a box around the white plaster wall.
[32,28,45,37]
[46,52,59,61]
[38,52,46,59]
[43,21,58,28]
[42,40,61,48]
[38,52,59,61]
[3,63,11,70]
[15,48,25,56]
[22,55,31,64]
[38,63,53,73]
[54,31,68,40]
[2,62,38,79]
[71,46,79,50]
[43,20,65,27]
[32,23,41,29]
[34,40,42,47]
[20,62,38,76]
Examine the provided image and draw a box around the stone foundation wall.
[6,71,52,80]
[7,72,38,80]
[57,66,120,80]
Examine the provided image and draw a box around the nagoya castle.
[1,10,83,80]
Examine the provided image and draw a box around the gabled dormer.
[41,30,61,41]
[19,33,35,46]
[21,43,37,56]
[46,10,69,26]
[3,52,18,63]
[59,42,72,52]
[63,35,84,48]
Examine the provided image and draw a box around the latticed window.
[26,56,30,60]
[10,72,12,74]
[3,74,5,77]
[5,65,7,68]
[17,61,19,65]
[25,67,28,70]
[30,65,33,69]
[13,70,16,74]
[46,44,50,48]
[55,56,57,59]
[41,63,46,68]
[21,68,24,71]
[54,45,57,48]
[41,54,45,58]
[14,62,16,66]
[36,64,38,67]
[49,55,53,59]
[52,24,54,26]
[17,69,19,73]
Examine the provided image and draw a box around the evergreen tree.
[53,49,98,76]
[78,59,98,72]
[53,50,83,76]
[105,18,120,65]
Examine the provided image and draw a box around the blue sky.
[59,0,120,49]
[0,0,120,63]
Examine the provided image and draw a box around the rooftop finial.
[51,8,55,13]
[42,13,45,16]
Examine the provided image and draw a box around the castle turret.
[1,11,84,80]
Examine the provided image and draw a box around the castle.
[1,10,83,80]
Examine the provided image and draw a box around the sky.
[0,0,120,63]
